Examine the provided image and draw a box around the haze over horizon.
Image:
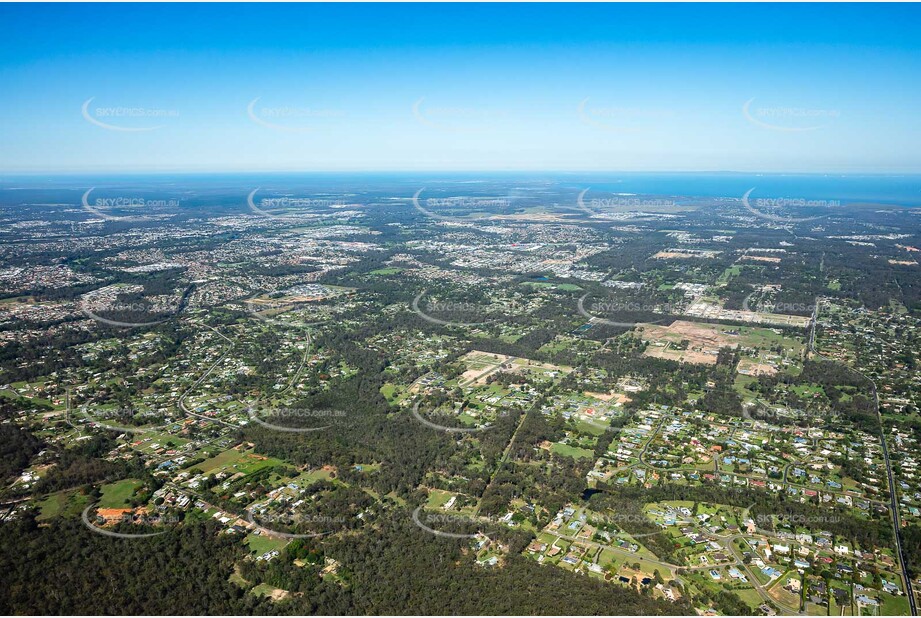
[2,3,920,174]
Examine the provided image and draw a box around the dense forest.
[0,513,686,615]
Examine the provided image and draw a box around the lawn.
[288,468,337,488]
[36,490,90,520]
[380,383,397,402]
[551,442,596,460]
[575,419,609,436]
[881,591,910,615]
[245,532,290,556]
[733,587,766,611]
[426,488,458,509]
[99,479,144,508]
[521,281,583,292]
[249,583,289,600]
[717,265,743,284]
[369,267,403,276]
[198,448,245,473]
[236,453,285,475]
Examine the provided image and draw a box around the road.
[808,297,917,615]
[177,323,241,428]
[873,379,918,615]
[543,505,802,615]
[473,405,531,517]
[459,355,517,388]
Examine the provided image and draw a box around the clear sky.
[2,3,920,174]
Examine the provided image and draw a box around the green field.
[198,448,245,472]
[380,383,397,402]
[521,281,583,292]
[249,583,287,600]
[426,488,458,509]
[369,267,403,276]
[245,532,290,556]
[36,490,91,520]
[197,448,284,476]
[292,468,335,486]
[551,442,595,460]
[99,479,144,508]
[717,265,743,284]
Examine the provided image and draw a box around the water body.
[3,171,919,207]
[562,172,921,207]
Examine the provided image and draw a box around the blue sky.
[2,3,920,173]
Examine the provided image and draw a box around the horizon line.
[4,169,921,177]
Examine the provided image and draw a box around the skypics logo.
[411,400,493,434]
[742,98,839,132]
[596,511,695,539]
[741,188,837,225]
[246,407,346,433]
[741,291,816,315]
[577,98,674,132]
[577,293,677,329]
[79,296,176,329]
[411,289,500,328]
[79,282,189,328]
[70,406,174,435]
[738,504,841,534]
[81,188,179,223]
[411,506,494,539]
[81,505,177,539]
[411,189,510,223]
[239,309,328,430]
[247,188,345,222]
[741,402,824,426]
[576,188,677,220]
[412,97,508,133]
[81,98,178,132]
[246,509,347,539]
[246,97,345,133]
[244,296,326,331]
[80,299,169,328]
